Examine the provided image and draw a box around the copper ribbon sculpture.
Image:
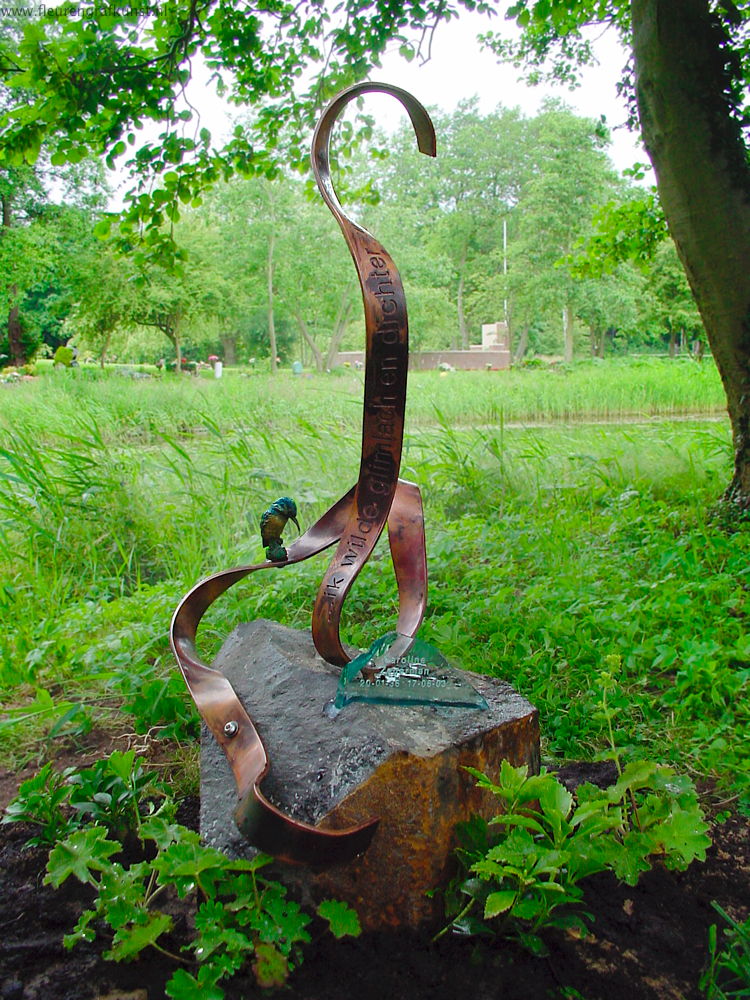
[171,83,435,867]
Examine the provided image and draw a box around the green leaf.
[97,861,150,929]
[484,890,516,918]
[316,899,362,938]
[152,837,230,897]
[63,908,97,949]
[166,968,224,1000]
[139,815,186,850]
[538,779,574,822]
[252,942,289,988]
[651,806,712,868]
[512,899,544,921]
[609,760,659,800]
[105,912,174,961]
[45,827,120,887]
[489,812,546,835]
[106,749,138,782]
[193,899,253,962]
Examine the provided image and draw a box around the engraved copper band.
[170,83,435,866]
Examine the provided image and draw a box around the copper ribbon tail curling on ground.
[170,83,435,866]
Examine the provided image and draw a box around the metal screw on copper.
[224,721,239,738]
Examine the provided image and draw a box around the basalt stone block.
[200,619,539,931]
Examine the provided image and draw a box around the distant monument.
[481,321,510,353]
[333,321,512,371]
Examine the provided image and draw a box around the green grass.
[0,359,747,814]
[2,355,726,439]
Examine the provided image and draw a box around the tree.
[426,101,527,348]
[509,101,618,361]
[0,172,103,365]
[202,167,368,370]
[68,241,137,366]
[370,100,527,349]
[482,0,750,505]
[0,166,49,364]
[576,268,641,357]
[640,241,704,357]
[0,0,491,270]
[6,0,750,505]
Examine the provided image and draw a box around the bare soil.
[0,753,748,1000]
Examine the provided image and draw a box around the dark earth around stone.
[1,750,748,1000]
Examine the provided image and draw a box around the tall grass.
[0,360,747,813]
[1,356,726,441]
[406,356,726,426]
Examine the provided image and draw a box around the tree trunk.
[163,319,181,373]
[632,0,750,507]
[221,335,237,366]
[2,193,25,367]
[513,324,529,364]
[267,227,278,374]
[590,325,604,358]
[563,304,574,363]
[457,245,469,350]
[7,296,24,367]
[667,327,677,357]
[294,309,323,372]
[325,291,353,370]
[99,324,112,369]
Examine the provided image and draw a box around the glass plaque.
[332,632,489,711]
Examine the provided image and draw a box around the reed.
[0,360,746,811]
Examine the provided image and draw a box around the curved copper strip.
[310,83,435,666]
[170,83,434,866]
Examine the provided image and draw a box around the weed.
[49,819,361,998]
[67,749,170,837]
[701,903,750,999]
[440,760,711,954]
[5,755,361,999]
[2,749,170,844]
[1,763,79,846]
[119,670,200,741]
[0,363,747,812]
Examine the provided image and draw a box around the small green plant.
[120,672,200,741]
[67,749,170,836]
[52,346,75,368]
[1,763,79,846]
[701,902,750,999]
[2,750,170,845]
[6,757,361,998]
[48,816,361,998]
[440,760,711,954]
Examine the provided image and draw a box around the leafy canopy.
[0,0,493,264]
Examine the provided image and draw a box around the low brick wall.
[333,350,511,370]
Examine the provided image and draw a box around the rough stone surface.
[201,619,539,930]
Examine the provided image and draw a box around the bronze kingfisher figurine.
[260,497,300,562]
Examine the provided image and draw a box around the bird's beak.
[291,516,300,533]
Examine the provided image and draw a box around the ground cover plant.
[4,749,361,999]
[0,357,748,998]
[440,760,711,953]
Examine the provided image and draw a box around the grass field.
[1,357,747,813]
